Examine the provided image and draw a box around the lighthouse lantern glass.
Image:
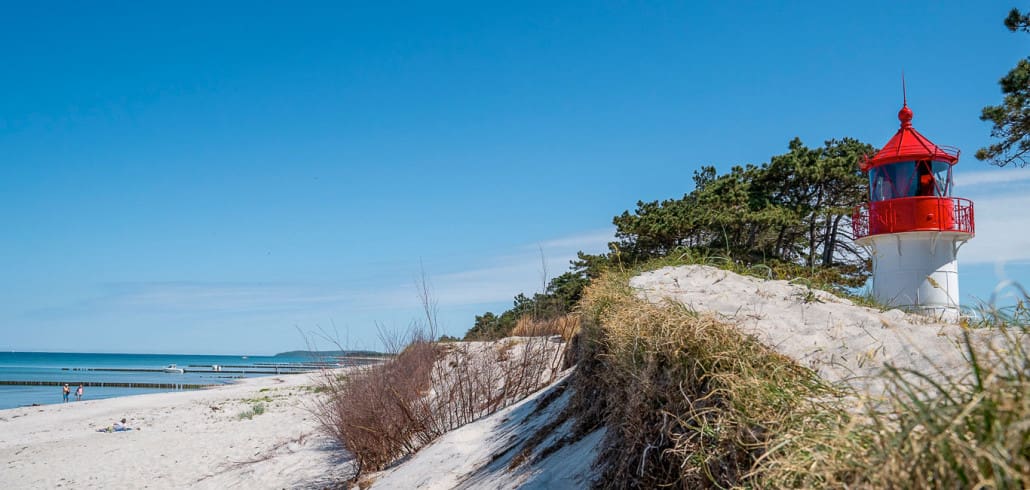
[869,160,953,201]
[869,161,915,201]
[931,161,952,196]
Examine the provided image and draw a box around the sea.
[0,351,321,410]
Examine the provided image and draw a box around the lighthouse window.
[868,161,917,201]
[916,161,935,196]
[931,161,952,196]
[916,160,954,197]
[869,160,954,201]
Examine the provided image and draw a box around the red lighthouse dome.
[853,103,974,239]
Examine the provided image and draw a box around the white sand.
[0,372,352,489]
[370,371,603,490]
[630,265,1024,396]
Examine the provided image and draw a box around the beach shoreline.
[0,370,353,489]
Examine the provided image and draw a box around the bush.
[314,335,441,474]
[314,328,567,477]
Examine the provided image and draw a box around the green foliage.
[977,8,1030,167]
[1006,6,1030,31]
[463,272,589,340]
[576,137,873,288]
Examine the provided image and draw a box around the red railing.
[852,197,974,239]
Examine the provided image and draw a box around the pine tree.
[977,8,1030,167]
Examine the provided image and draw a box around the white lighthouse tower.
[853,100,975,322]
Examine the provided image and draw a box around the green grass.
[238,402,267,420]
[240,395,274,404]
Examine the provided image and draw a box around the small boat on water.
[163,364,184,374]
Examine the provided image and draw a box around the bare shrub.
[433,335,566,429]
[313,327,442,474]
[315,333,566,477]
[314,266,569,479]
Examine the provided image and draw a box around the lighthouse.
[853,100,975,322]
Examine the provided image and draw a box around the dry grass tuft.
[568,266,1030,489]
[512,314,581,341]
[761,326,1030,489]
[571,271,843,488]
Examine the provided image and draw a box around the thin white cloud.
[24,228,614,323]
[365,228,615,310]
[531,228,614,251]
[958,193,1030,265]
[104,282,358,313]
[954,167,1030,187]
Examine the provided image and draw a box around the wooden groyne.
[0,380,212,390]
[61,367,307,375]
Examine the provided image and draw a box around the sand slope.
[630,265,1020,396]
[370,372,603,490]
[0,372,353,489]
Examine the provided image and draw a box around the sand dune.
[630,265,1019,397]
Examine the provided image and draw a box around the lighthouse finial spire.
[898,71,913,127]
[902,71,907,106]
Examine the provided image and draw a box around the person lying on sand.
[96,418,134,433]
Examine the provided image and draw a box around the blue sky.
[2,1,1028,354]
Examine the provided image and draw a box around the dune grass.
[760,326,1030,489]
[511,314,581,340]
[572,270,847,488]
[571,265,1030,489]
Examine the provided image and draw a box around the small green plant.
[238,402,266,420]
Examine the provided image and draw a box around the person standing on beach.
[62,384,70,402]
[75,384,83,401]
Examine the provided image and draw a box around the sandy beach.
[0,372,352,489]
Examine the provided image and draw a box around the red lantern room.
[853,103,975,239]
